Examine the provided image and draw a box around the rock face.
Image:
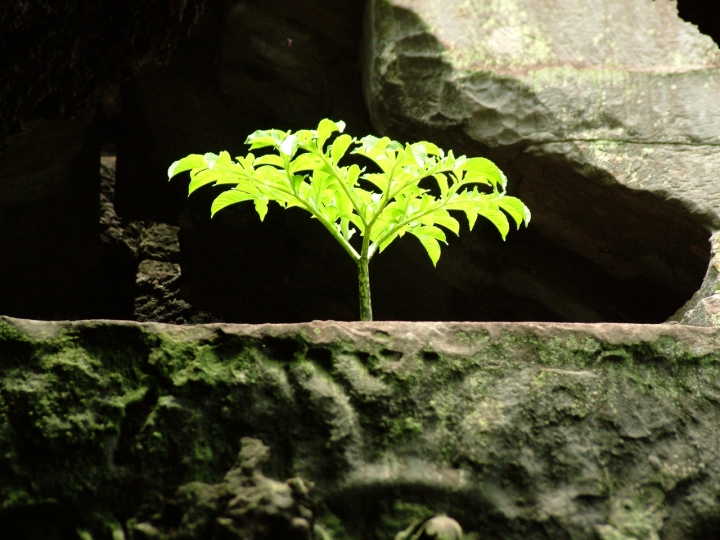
[363,0,720,323]
[134,221,217,324]
[131,437,318,540]
[1,317,720,539]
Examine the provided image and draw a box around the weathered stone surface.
[1,317,720,538]
[130,438,318,540]
[363,0,719,322]
[132,222,216,324]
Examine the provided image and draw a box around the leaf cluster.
[168,119,530,266]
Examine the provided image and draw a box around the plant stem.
[357,256,372,321]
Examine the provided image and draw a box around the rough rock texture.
[363,0,719,323]
[130,437,318,540]
[134,222,217,324]
[2,317,720,539]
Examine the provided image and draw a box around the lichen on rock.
[129,437,318,540]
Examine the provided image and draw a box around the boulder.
[363,0,720,323]
[1,317,720,538]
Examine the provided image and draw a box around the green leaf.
[321,205,339,224]
[335,188,354,216]
[346,213,364,231]
[352,135,397,174]
[355,134,380,153]
[408,142,433,167]
[294,129,316,146]
[433,173,448,196]
[522,203,531,226]
[432,210,460,235]
[417,225,446,243]
[213,151,232,168]
[497,196,530,228]
[464,211,478,231]
[317,119,346,150]
[168,154,207,178]
[188,170,237,195]
[210,190,255,217]
[291,173,306,193]
[412,233,442,266]
[245,129,286,149]
[422,141,442,156]
[331,134,353,163]
[254,198,269,221]
[310,170,332,205]
[461,157,506,189]
[254,154,284,167]
[280,134,298,157]
[344,164,362,187]
[291,153,324,173]
[480,205,510,239]
[376,226,405,253]
[235,153,255,168]
[340,217,356,240]
[363,173,388,191]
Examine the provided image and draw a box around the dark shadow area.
[0,504,81,540]
[506,146,711,323]
[0,122,137,320]
[0,0,206,144]
[677,0,720,45]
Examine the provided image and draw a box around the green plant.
[168,119,530,321]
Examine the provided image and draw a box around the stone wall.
[1,317,720,538]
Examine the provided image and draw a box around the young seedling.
[168,119,530,321]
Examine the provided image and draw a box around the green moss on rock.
[1,317,720,538]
